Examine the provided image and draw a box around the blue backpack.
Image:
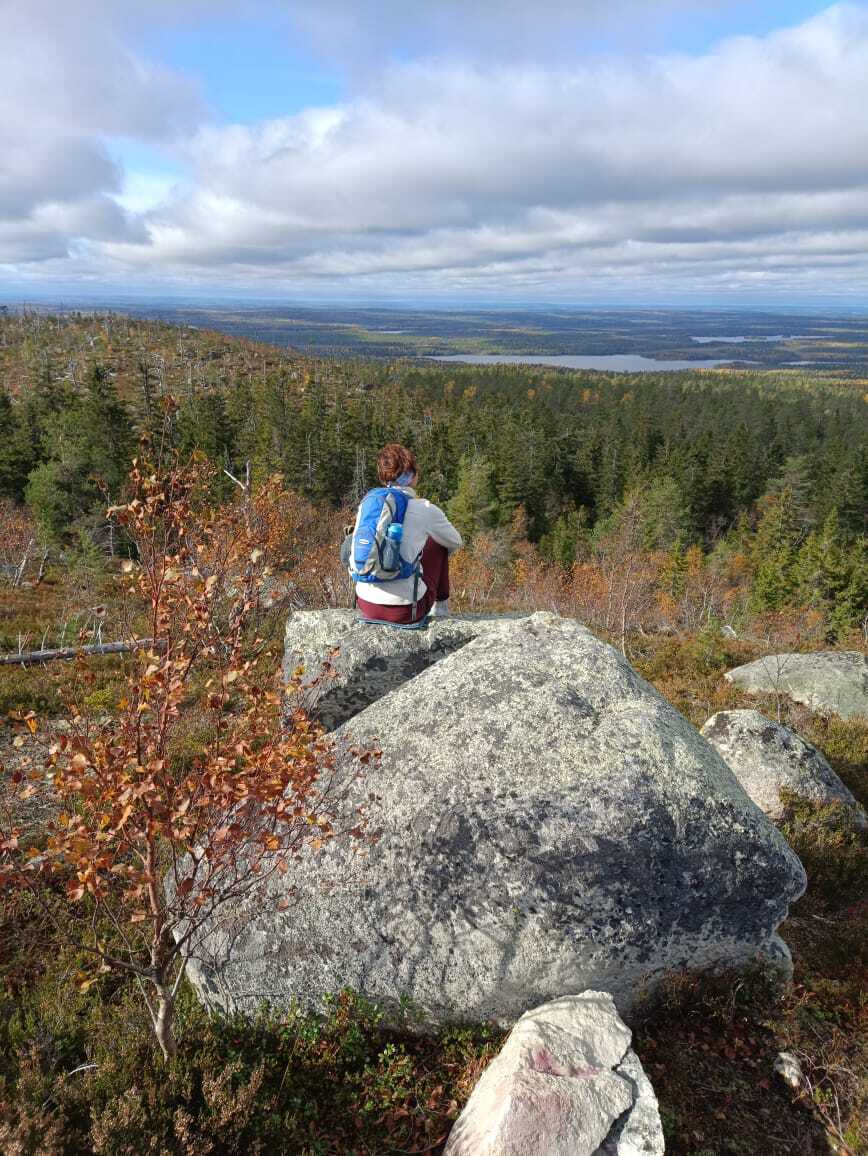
[349,486,422,584]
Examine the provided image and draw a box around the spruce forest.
[1,310,866,644]
[1,309,867,1155]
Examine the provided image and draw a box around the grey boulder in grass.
[444,992,664,1156]
[188,612,806,1025]
[702,709,867,829]
[724,651,868,721]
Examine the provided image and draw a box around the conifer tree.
[635,475,693,551]
[447,453,497,541]
[24,365,134,545]
[539,507,586,567]
[660,537,689,600]
[768,454,818,533]
[795,510,868,638]
[0,391,36,500]
[750,488,803,611]
[824,454,868,539]
[76,365,135,498]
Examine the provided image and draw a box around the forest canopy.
[1,310,866,637]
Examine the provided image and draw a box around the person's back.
[351,443,462,624]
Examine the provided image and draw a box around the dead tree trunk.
[0,638,160,666]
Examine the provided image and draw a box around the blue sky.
[142,13,344,123]
[131,2,834,128]
[3,1,868,304]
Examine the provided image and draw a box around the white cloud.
[278,0,746,70]
[0,0,203,262]
[4,2,868,300]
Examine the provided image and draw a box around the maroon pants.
[357,539,450,624]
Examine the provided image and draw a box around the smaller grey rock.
[444,992,664,1156]
[774,1051,804,1091]
[701,709,866,828]
[725,651,868,721]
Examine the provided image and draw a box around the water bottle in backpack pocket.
[381,520,403,572]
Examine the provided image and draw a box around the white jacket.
[353,486,463,605]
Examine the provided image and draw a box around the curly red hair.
[377,443,418,484]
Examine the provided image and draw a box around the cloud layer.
[4,2,868,299]
[0,0,201,262]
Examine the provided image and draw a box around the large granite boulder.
[444,992,664,1156]
[188,612,805,1024]
[702,709,867,828]
[724,651,868,721]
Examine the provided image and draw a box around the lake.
[691,334,820,344]
[431,353,734,371]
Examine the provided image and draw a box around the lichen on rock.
[188,611,806,1026]
[702,708,867,828]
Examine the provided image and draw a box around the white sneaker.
[431,600,450,619]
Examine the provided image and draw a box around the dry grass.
[633,632,868,1155]
[2,593,867,1153]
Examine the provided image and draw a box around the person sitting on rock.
[351,443,462,625]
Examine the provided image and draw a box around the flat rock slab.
[283,609,529,731]
[702,709,867,828]
[444,992,664,1156]
[724,651,868,721]
[188,613,806,1025]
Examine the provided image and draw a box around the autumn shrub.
[631,964,836,1156]
[779,794,868,913]
[450,529,508,610]
[795,713,868,804]
[1,451,356,1060]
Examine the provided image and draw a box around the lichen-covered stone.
[189,612,805,1025]
[282,608,528,731]
[724,651,868,720]
[702,709,867,828]
[444,992,664,1156]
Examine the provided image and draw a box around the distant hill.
[40,301,868,369]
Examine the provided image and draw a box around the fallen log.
[0,639,159,666]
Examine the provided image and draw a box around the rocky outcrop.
[702,709,867,828]
[444,992,664,1156]
[282,609,528,731]
[188,612,805,1025]
[724,651,868,720]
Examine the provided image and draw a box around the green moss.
[0,666,59,716]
